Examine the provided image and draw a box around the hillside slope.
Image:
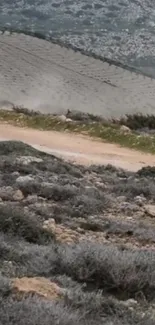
[0,140,155,324]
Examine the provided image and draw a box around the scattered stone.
[16,175,34,184]
[43,218,56,233]
[12,189,24,201]
[11,171,20,177]
[144,205,155,217]
[134,195,146,206]
[12,277,62,300]
[120,201,138,211]
[25,194,41,204]
[16,156,43,165]
[0,186,15,201]
[65,118,72,122]
[117,196,127,203]
[3,30,11,36]
[121,299,138,307]
[57,115,67,122]
[120,125,131,133]
[43,219,79,243]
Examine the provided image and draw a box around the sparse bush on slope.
[0,294,154,325]
[0,140,154,324]
[0,205,54,244]
[117,114,155,130]
[55,242,155,299]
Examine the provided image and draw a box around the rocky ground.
[0,140,155,324]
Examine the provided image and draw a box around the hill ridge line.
[0,27,154,81]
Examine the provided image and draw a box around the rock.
[25,194,40,204]
[16,156,43,165]
[4,31,11,36]
[43,218,56,233]
[65,118,72,122]
[120,201,138,212]
[117,196,127,203]
[2,261,16,277]
[120,125,131,133]
[57,115,67,122]
[144,204,155,217]
[16,175,34,184]
[0,187,24,201]
[0,186,15,201]
[12,171,20,177]
[134,195,146,206]
[95,181,107,189]
[121,299,138,307]
[12,277,62,300]
[43,219,79,244]
[12,189,24,201]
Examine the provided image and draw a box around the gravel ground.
[0,140,155,324]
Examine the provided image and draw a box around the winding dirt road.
[1,32,155,118]
[1,123,155,171]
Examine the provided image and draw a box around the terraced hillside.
[0,140,155,324]
[1,32,155,117]
[0,0,155,73]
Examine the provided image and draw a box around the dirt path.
[0,123,155,171]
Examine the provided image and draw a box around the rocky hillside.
[1,0,155,74]
[0,140,155,324]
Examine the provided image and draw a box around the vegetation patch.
[0,140,155,324]
[1,109,155,153]
[114,113,155,130]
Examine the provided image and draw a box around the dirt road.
[1,32,155,118]
[1,123,155,171]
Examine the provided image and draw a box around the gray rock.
[12,189,24,201]
[121,299,138,307]
[117,196,127,203]
[0,187,24,201]
[0,186,14,201]
[144,204,155,217]
[16,175,34,184]
[25,194,39,204]
[65,118,72,122]
[16,156,43,165]
[120,125,131,133]
[134,195,146,206]
[12,171,20,177]
[57,115,67,122]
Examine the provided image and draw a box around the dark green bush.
[116,114,155,130]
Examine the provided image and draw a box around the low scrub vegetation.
[115,113,155,130]
[0,141,154,324]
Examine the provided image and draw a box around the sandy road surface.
[1,33,155,118]
[0,123,155,171]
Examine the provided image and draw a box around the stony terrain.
[1,140,155,324]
